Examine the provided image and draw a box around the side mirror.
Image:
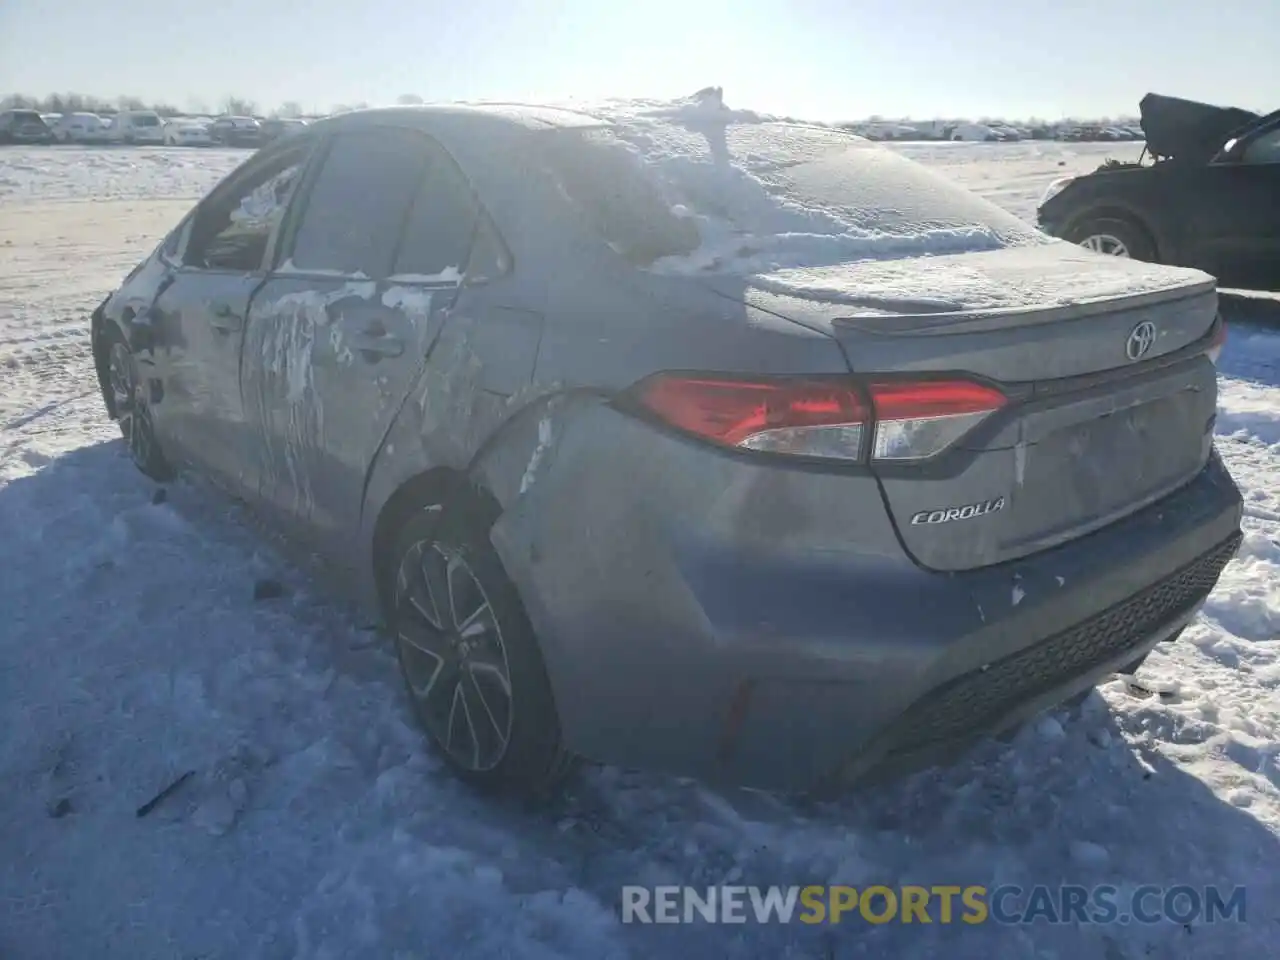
[1213,137,1245,164]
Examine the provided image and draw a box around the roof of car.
[312,102,611,135]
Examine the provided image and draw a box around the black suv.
[1038,93,1280,292]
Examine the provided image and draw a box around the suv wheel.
[1067,216,1156,261]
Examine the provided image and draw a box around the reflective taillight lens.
[1207,318,1227,365]
[866,380,1007,461]
[629,374,1005,464]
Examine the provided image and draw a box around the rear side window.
[392,149,482,279]
[286,128,430,277]
[537,129,700,265]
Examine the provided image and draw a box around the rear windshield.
[11,111,44,123]
[132,114,161,126]
[535,121,1048,272]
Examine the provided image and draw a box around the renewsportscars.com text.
[620,884,1247,926]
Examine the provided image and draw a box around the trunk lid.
[700,244,1222,571]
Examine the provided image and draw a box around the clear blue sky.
[1,0,1276,120]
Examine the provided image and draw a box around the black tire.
[101,325,174,481]
[387,495,574,796]
[1066,215,1157,262]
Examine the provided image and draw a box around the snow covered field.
[2,139,1279,960]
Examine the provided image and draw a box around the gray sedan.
[92,102,1243,796]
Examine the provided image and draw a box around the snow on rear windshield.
[535,99,1051,274]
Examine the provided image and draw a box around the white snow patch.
[519,417,554,494]
[1068,840,1110,868]
[380,286,435,314]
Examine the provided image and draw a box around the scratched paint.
[519,417,555,495]
[249,281,378,517]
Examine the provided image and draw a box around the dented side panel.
[354,290,550,599]
[242,276,446,551]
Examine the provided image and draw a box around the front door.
[1185,123,1280,290]
[147,139,315,496]
[243,127,478,553]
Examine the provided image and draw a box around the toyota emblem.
[1126,321,1157,361]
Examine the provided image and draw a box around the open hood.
[1139,92,1260,161]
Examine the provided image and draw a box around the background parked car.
[164,118,213,147]
[259,117,308,143]
[109,110,166,145]
[950,122,999,141]
[51,112,107,144]
[209,115,263,147]
[0,109,53,144]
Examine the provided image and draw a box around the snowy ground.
[2,141,1280,960]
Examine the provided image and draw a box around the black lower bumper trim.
[857,530,1242,781]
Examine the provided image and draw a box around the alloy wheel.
[1079,233,1131,257]
[108,341,158,470]
[394,539,515,772]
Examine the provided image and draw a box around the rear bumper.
[492,405,1243,792]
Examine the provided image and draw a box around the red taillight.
[1207,318,1227,365]
[629,373,1004,463]
[634,375,870,460]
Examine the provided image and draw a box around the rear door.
[1185,122,1280,288]
[147,138,316,496]
[243,126,472,552]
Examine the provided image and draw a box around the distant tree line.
[3,92,1154,129]
[0,92,431,119]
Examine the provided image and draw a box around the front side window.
[284,128,430,277]
[185,143,311,272]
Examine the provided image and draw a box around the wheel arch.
[366,388,608,618]
[1064,202,1165,262]
[91,302,135,418]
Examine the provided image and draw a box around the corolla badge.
[1126,320,1157,361]
[910,497,1006,525]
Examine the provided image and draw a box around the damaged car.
[93,100,1242,797]
[1039,93,1280,290]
